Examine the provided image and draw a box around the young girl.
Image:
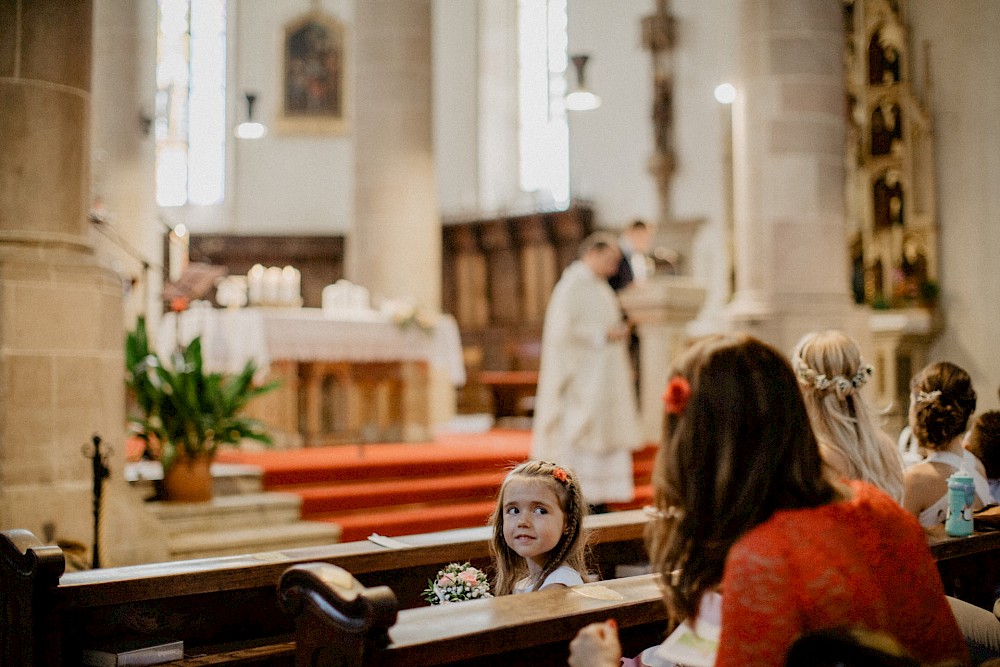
[902,361,990,526]
[569,334,966,667]
[489,460,588,595]
[791,330,904,501]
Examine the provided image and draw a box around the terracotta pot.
[162,454,213,502]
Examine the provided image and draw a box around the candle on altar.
[281,265,301,306]
[263,266,282,305]
[247,264,265,305]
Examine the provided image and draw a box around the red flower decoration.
[553,467,569,483]
[663,376,691,415]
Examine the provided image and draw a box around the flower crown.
[552,467,569,484]
[793,358,873,395]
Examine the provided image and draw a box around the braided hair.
[909,362,976,450]
[488,460,589,595]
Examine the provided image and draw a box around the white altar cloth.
[158,306,466,385]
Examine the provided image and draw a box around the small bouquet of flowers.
[422,562,492,605]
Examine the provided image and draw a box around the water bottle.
[945,468,975,537]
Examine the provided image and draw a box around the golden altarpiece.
[844,0,940,432]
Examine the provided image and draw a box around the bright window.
[156,0,227,207]
[518,0,570,207]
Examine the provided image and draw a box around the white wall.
[172,0,355,236]
[174,0,1000,409]
[909,0,1000,411]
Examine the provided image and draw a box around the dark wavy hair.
[967,411,1000,479]
[648,334,838,622]
[909,362,976,450]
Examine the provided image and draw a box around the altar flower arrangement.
[382,298,437,334]
[422,562,492,605]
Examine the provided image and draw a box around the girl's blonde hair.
[791,330,904,501]
[488,460,588,595]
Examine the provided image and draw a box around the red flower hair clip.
[663,376,691,415]
[553,467,569,483]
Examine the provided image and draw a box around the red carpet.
[218,429,658,541]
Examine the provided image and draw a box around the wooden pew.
[0,510,648,666]
[928,525,1000,610]
[6,514,998,666]
[279,562,668,666]
[279,528,1000,666]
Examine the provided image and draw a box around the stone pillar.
[727,0,852,351]
[90,0,160,329]
[620,276,706,444]
[0,0,165,565]
[349,1,454,426]
[348,0,440,311]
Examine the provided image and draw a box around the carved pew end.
[279,562,398,667]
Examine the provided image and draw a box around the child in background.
[902,361,990,526]
[489,460,588,594]
[965,411,1000,504]
[791,330,904,501]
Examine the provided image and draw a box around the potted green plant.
[125,317,278,501]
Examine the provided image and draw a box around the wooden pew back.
[1,510,647,665]
[279,562,668,667]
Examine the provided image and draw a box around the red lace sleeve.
[716,538,800,667]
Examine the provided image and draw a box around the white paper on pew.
[367,533,412,549]
[572,585,623,600]
[642,591,721,667]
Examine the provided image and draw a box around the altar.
[158,306,466,445]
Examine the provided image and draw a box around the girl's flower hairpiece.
[553,467,569,483]
[914,389,942,404]
[663,376,691,415]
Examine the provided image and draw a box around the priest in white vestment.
[531,232,644,506]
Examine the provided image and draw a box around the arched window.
[518,0,570,208]
[155,0,227,207]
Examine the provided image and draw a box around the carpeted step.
[315,499,499,542]
[297,470,507,515]
[217,434,529,488]
[609,484,653,512]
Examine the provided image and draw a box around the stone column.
[349,0,440,310]
[90,0,160,329]
[0,0,165,565]
[349,1,454,425]
[620,276,706,444]
[726,0,852,351]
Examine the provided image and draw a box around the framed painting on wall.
[277,10,348,135]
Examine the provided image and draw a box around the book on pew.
[80,637,184,666]
[640,592,721,667]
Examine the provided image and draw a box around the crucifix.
[641,0,701,274]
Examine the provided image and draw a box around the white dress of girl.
[512,565,584,594]
[917,449,993,528]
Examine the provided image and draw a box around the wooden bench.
[280,562,668,666]
[6,516,999,666]
[1,510,648,666]
[279,528,1000,666]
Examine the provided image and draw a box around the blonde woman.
[791,330,904,501]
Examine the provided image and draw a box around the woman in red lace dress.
[570,334,967,667]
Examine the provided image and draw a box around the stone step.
[125,461,265,497]
[146,492,305,535]
[167,521,342,561]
